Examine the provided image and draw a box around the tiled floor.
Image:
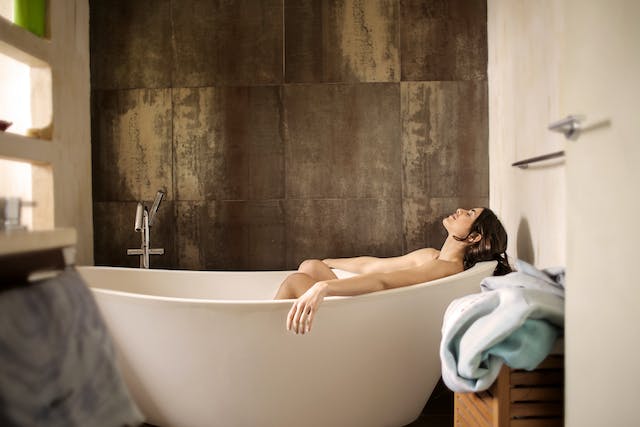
[142,378,454,427]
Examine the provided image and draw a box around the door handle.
[548,115,585,140]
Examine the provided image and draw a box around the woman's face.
[442,207,484,238]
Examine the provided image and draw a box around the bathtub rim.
[78,261,496,306]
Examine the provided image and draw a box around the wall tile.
[248,201,287,270]
[402,196,489,252]
[173,86,284,201]
[176,200,285,270]
[89,1,490,271]
[401,81,488,200]
[90,0,172,89]
[285,0,399,83]
[400,0,487,81]
[285,83,401,199]
[92,89,173,202]
[93,201,176,268]
[171,0,283,86]
[174,201,204,270]
[285,198,403,268]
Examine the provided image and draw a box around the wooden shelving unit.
[0,1,92,265]
[0,131,53,163]
[0,10,55,231]
[0,14,50,66]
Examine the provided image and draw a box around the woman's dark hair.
[454,207,511,276]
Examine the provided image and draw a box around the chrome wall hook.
[548,115,585,140]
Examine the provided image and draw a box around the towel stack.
[440,260,565,393]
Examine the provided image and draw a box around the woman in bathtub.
[275,207,511,334]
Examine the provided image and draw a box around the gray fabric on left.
[0,269,143,427]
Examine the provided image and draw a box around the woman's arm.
[324,259,460,295]
[322,248,438,274]
[286,259,461,334]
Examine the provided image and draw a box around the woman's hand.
[287,281,329,335]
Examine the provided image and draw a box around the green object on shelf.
[13,0,47,37]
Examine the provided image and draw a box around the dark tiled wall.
[90,0,488,270]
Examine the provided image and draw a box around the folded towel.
[0,269,143,427]
[440,261,565,393]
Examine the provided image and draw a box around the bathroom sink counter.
[0,228,76,283]
[0,228,76,257]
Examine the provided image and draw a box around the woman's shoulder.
[410,257,464,282]
[407,248,440,263]
[383,255,462,287]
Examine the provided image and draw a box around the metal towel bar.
[511,115,610,169]
[511,150,565,168]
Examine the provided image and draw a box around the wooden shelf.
[0,227,76,257]
[0,15,54,165]
[0,131,54,163]
[0,15,50,67]
[0,228,76,282]
[454,354,565,427]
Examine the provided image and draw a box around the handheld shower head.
[148,189,165,227]
[134,202,144,232]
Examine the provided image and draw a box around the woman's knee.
[285,272,310,284]
[298,259,322,273]
[275,273,310,299]
[298,259,331,280]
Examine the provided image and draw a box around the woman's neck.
[437,235,467,264]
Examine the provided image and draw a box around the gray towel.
[0,269,143,427]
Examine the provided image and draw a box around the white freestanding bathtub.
[77,261,496,427]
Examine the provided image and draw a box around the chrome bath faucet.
[127,190,165,268]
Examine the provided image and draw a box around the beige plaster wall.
[487,0,565,268]
[50,0,92,264]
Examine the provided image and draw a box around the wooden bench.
[454,354,564,426]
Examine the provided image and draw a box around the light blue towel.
[440,261,565,393]
[481,259,565,298]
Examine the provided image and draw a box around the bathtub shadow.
[403,378,453,427]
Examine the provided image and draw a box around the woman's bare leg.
[297,259,338,281]
[274,260,339,300]
[274,273,317,299]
